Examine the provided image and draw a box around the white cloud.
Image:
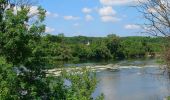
[29,6,39,15]
[99,6,116,16]
[101,16,121,22]
[64,16,80,20]
[14,6,39,16]
[45,27,55,33]
[13,6,59,18]
[100,0,147,5]
[82,8,92,13]
[99,6,120,23]
[147,8,156,13]
[100,0,130,5]
[85,15,94,21]
[46,11,59,18]
[13,6,39,17]
[125,24,141,29]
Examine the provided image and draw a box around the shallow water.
[61,59,170,100]
[92,60,170,100]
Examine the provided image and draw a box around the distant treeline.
[41,34,166,62]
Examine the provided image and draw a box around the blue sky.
[39,0,147,37]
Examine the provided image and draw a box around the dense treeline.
[41,34,165,62]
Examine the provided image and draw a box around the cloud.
[46,11,59,18]
[64,16,80,20]
[99,6,120,23]
[147,8,156,13]
[13,6,59,19]
[82,8,92,13]
[11,5,39,17]
[99,6,116,16]
[125,24,141,29]
[29,6,39,15]
[101,16,121,22]
[14,6,39,16]
[45,27,55,33]
[85,15,94,21]
[100,0,147,5]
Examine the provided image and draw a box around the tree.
[72,44,92,59]
[0,0,50,99]
[137,0,170,36]
[105,34,124,59]
[63,68,104,100]
[137,0,170,71]
[0,57,18,99]
[91,42,112,59]
[0,1,101,99]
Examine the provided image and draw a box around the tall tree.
[0,1,102,99]
[137,0,170,36]
[137,0,170,72]
[0,0,49,99]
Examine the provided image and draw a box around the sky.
[39,0,147,37]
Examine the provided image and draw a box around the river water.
[64,59,170,100]
[90,59,170,100]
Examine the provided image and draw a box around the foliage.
[91,42,111,59]
[105,34,124,59]
[121,39,146,58]
[72,44,92,59]
[0,57,18,99]
[42,34,165,62]
[167,96,170,100]
[0,1,102,100]
[62,67,103,100]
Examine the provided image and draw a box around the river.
[54,59,170,100]
[91,59,170,100]
[64,59,170,100]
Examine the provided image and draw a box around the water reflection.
[52,59,170,100]
[94,67,170,100]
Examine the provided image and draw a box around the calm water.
[91,59,170,100]
[63,59,170,100]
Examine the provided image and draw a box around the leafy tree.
[63,68,104,100]
[0,57,18,99]
[72,44,92,59]
[56,44,73,61]
[121,39,146,58]
[91,42,111,59]
[0,1,50,99]
[0,1,102,100]
[105,34,124,59]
